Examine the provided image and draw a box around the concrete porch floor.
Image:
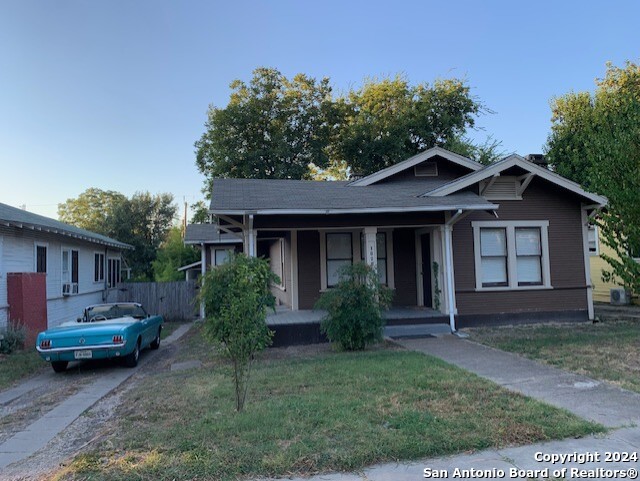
[266,305,444,326]
[266,306,451,340]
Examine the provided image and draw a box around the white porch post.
[200,242,206,319]
[290,230,299,311]
[244,214,256,257]
[581,207,595,320]
[364,227,378,271]
[443,224,457,332]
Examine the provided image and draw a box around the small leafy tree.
[315,263,392,351]
[198,254,277,411]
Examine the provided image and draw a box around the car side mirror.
[77,317,82,323]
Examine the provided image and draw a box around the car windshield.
[85,304,147,321]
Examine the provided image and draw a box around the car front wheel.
[51,361,68,373]
[124,340,140,368]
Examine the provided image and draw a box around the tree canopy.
[546,61,640,292]
[58,189,178,280]
[195,67,340,193]
[195,68,492,191]
[152,227,200,282]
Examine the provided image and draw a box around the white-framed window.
[94,252,105,282]
[275,239,286,289]
[34,242,48,274]
[61,248,79,295]
[326,232,353,287]
[587,225,599,256]
[214,248,233,266]
[360,232,388,284]
[472,221,551,291]
[107,257,121,288]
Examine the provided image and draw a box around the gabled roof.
[208,178,497,215]
[423,154,608,206]
[0,202,132,249]
[347,146,483,187]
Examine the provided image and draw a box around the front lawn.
[467,320,640,393]
[0,349,45,391]
[53,328,602,481]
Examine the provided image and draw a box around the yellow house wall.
[590,236,638,304]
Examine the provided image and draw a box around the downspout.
[103,247,108,302]
[200,242,206,319]
[444,209,464,333]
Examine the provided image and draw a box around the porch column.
[443,225,457,332]
[244,214,256,257]
[200,242,206,319]
[290,230,299,311]
[363,227,378,271]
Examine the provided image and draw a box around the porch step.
[384,323,451,339]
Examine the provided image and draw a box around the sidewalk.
[0,322,193,470]
[262,335,640,480]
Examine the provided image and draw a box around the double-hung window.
[35,244,47,273]
[473,221,550,290]
[94,253,105,282]
[107,258,121,288]
[326,233,353,287]
[62,248,79,294]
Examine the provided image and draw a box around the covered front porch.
[266,305,450,347]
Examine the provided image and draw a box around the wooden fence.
[112,281,199,321]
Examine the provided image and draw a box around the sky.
[1,0,638,220]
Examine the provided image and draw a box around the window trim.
[61,246,80,295]
[325,232,353,288]
[213,247,233,267]
[472,220,551,291]
[94,252,105,283]
[34,242,48,274]
[107,256,121,288]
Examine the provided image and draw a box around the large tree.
[58,189,178,280]
[546,61,640,293]
[195,67,340,193]
[195,69,491,188]
[337,76,485,175]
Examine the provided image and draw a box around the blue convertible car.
[36,303,164,373]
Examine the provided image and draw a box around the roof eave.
[210,204,498,216]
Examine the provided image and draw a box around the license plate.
[74,350,93,359]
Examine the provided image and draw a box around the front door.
[421,234,432,308]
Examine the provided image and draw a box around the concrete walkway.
[261,335,640,480]
[0,322,193,470]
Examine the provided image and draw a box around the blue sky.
[1,1,638,219]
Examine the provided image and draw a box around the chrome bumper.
[36,342,126,353]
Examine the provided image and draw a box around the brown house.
[190,147,606,343]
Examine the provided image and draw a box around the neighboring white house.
[0,202,131,329]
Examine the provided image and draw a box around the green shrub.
[198,253,278,411]
[0,323,27,354]
[315,262,392,350]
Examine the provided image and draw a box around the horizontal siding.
[392,229,417,305]
[453,178,588,316]
[255,212,445,229]
[0,226,124,328]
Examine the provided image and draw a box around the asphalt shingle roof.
[184,223,242,244]
[0,202,132,249]
[209,178,495,213]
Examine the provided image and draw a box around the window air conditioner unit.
[62,283,71,296]
[610,288,631,305]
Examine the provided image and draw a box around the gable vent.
[481,177,520,200]
[414,162,438,177]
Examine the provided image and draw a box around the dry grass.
[467,320,640,393]
[51,324,603,481]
